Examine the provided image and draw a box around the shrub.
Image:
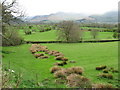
[31,50,37,54]
[112,70,119,73]
[55,56,63,60]
[92,84,113,88]
[54,53,60,57]
[48,50,63,56]
[48,51,54,55]
[30,44,48,54]
[66,74,91,88]
[54,53,64,57]
[54,69,67,78]
[96,65,107,70]
[55,61,67,66]
[108,67,117,72]
[98,73,113,79]
[50,66,62,73]
[67,66,84,75]
[103,69,109,73]
[55,78,66,84]
[43,49,49,52]
[32,29,36,32]
[38,56,49,59]
[29,26,33,29]
[34,53,44,58]
[25,30,32,35]
[57,62,64,66]
[2,25,24,46]
[62,61,67,65]
[62,57,68,61]
[45,51,50,54]
[69,61,76,63]
[113,32,120,39]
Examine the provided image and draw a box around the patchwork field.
[19,30,115,41]
[2,0,119,88]
[2,42,118,88]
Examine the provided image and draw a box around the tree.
[91,29,99,39]
[1,0,25,25]
[1,0,24,46]
[57,21,81,42]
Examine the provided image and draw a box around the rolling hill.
[26,11,118,23]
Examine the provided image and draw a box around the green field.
[80,27,117,30]
[2,42,118,88]
[2,0,119,88]
[19,30,115,41]
[19,30,57,41]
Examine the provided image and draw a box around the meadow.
[2,0,119,88]
[19,29,115,41]
[2,42,118,88]
[2,25,119,88]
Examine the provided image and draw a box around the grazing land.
[19,29,115,41]
[2,42,118,88]
[2,0,119,88]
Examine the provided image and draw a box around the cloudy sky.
[18,0,119,16]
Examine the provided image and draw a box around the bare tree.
[1,0,25,46]
[57,21,80,42]
[1,0,25,25]
[91,29,99,39]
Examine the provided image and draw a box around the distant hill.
[88,11,118,23]
[26,11,118,24]
[26,12,88,23]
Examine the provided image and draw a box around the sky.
[17,0,119,16]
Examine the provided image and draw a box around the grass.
[80,27,108,30]
[19,30,57,41]
[19,30,115,41]
[80,27,117,31]
[2,42,119,88]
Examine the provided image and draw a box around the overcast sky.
[18,0,119,16]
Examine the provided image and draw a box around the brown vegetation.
[34,53,44,58]
[54,69,67,78]
[66,74,91,88]
[55,56,64,60]
[98,73,113,79]
[96,65,107,70]
[30,44,49,59]
[38,56,49,59]
[69,60,76,63]
[67,66,84,75]
[50,66,62,73]
[92,84,113,88]
[103,69,109,73]
[61,57,68,61]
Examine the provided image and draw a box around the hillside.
[89,11,118,23]
[26,11,118,23]
[27,12,88,23]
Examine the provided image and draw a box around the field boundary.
[26,39,120,44]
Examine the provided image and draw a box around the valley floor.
[2,42,119,88]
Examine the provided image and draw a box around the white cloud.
[18,0,119,16]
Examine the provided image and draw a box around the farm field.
[2,42,119,88]
[2,0,119,88]
[19,30,115,41]
[80,27,117,30]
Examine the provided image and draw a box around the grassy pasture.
[19,29,115,41]
[19,30,57,41]
[80,27,117,30]
[2,42,118,88]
